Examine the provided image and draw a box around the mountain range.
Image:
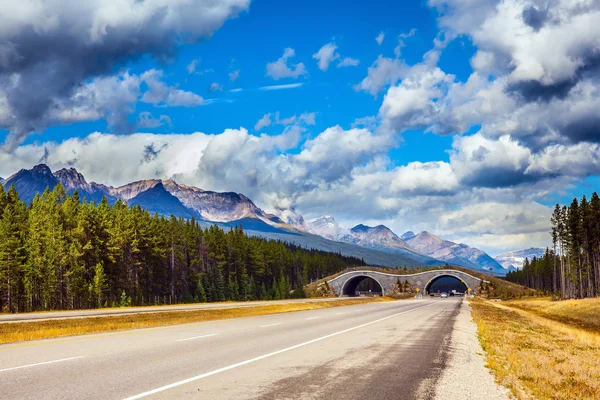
[305,216,507,275]
[494,248,546,270]
[1,164,518,275]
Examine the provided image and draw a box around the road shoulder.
[433,299,509,400]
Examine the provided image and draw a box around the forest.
[0,183,365,313]
[506,192,600,299]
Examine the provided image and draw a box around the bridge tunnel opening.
[341,276,384,297]
[426,275,468,295]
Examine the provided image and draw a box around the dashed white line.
[305,317,320,320]
[122,302,437,400]
[176,333,218,342]
[0,356,85,373]
[260,323,282,328]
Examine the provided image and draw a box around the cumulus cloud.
[266,48,308,80]
[379,62,454,134]
[375,32,385,46]
[337,57,360,68]
[437,201,553,252]
[313,43,340,71]
[354,56,407,95]
[0,0,249,150]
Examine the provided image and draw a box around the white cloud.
[258,83,304,91]
[266,48,308,80]
[394,28,417,57]
[187,59,199,74]
[0,0,249,149]
[254,114,272,131]
[140,70,204,107]
[355,56,407,96]
[437,201,553,252]
[375,32,385,46]
[391,161,459,195]
[210,82,223,92]
[137,112,172,129]
[337,57,360,68]
[379,63,453,133]
[229,70,240,82]
[313,43,340,71]
[254,111,316,131]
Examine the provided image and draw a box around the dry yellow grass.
[503,297,600,332]
[0,297,391,345]
[470,298,600,400]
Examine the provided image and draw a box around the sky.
[1,0,599,256]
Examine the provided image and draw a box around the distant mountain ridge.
[403,231,506,274]
[0,165,439,269]
[495,248,545,270]
[1,164,507,275]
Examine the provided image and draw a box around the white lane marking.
[260,323,282,328]
[305,317,320,320]
[335,312,345,315]
[0,356,85,373]
[122,302,437,400]
[176,333,218,342]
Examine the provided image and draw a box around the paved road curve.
[0,298,462,400]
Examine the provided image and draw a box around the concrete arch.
[424,274,468,294]
[328,269,486,297]
[340,275,385,297]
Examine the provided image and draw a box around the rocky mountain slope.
[404,231,506,274]
[495,248,545,270]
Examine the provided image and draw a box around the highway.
[0,298,462,400]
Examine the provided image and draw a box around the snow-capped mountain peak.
[306,215,344,239]
[495,248,545,270]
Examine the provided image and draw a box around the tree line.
[0,183,365,313]
[506,192,600,299]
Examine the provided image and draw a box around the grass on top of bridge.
[312,265,539,300]
[470,298,600,399]
[0,297,392,345]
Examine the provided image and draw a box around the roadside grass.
[470,298,600,399]
[503,297,600,332]
[0,297,392,345]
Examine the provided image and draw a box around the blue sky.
[14,0,442,147]
[1,0,599,255]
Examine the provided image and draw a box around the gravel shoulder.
[434,299,509,400]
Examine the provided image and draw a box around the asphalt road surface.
[0,298,462,400]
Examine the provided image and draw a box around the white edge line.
[260,323,282,328]
[122,302,436,400]
[176,333,218,342]
[0,356,85,373]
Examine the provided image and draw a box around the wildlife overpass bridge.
[328,269,486,296]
